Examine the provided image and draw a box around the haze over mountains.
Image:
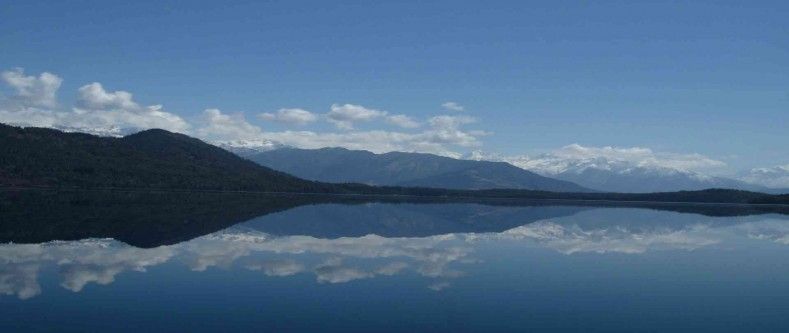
[248,147,589,192]
[466,149,786,194]
[238,143,787,194]
[740,165,789,190]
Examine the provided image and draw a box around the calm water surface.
[2,192,789,332]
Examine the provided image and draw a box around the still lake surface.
[2,191,789,332]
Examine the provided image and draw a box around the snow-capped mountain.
[0,121,140,137]
[466,146,780,193]
[52,124,142,137]
[740,165,789,189]
[214,139,286,157]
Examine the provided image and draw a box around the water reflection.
[2,199,788,300]
[3,190,787,248]
[0,230,473,299]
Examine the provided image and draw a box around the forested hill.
[0,124,329,192]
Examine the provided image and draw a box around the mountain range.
[17,122,786,194]
[214,139,284,157]
[243,145,787,194]
[1,123,785,205]
[247,147,589,192]
[740,165,789,190]
[467,151,788,194]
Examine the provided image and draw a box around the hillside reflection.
[2,191,788,300]
[2,190,787,247]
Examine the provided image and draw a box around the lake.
[2,190,789,332]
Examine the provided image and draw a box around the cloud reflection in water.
[2,216,789,300]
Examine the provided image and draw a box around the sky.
[1,0,788,175]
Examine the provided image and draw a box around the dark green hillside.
[0,124,327,192]
[751,193,789,205]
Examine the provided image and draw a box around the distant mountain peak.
[214,139,286,157]
[248,147,590,192]
[467,150,776,193]
[49,124,141,137]
[741,164,789,189]
[126,128,185,139]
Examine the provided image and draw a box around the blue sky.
[1,0,787,172]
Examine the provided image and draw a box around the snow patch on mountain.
[214,139,287,157]
[466,146,721,179]
[52,124,142,137]
[740,165,789,189]
[464,145,772,193]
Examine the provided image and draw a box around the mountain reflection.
[0,230,473,299]
[2,190,787,248]
[2,195,788,299]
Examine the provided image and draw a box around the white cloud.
[59,265,125,292]
[196,108,264,141]
[428,281,452,291]
[739,219,789,244]
[0,105,64,128]
[740,164,789,188]
[0,239,174,297]
[499,221,719,255]
[0,69,492,162]
[180,236,253,272]
[0,68,64,128]
[441,101,464,112]
[259,108,317,126]
[11,211,788,299]
[254,115,483,157]
[1,69,488,156]
[0,264,41,300]
[76,82,138,111]
[428,115,475,129]
[0,70,189,135]
[260,128,480,158]
[475,144,727,175]
[245,259,305,277]
[313,259,414,284]
[423,115,483,149]
[1,68,62,109]
[326,103,387,130]
[218,112,484,157]
[56,244,174,292]
[0,226,481,299]
[552,144,726,171]
[313,258,373,283]
[71,82,190,134]
[386,114,420,128]
[374,262,409,276]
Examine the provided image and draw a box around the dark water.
[2,191,789,332]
